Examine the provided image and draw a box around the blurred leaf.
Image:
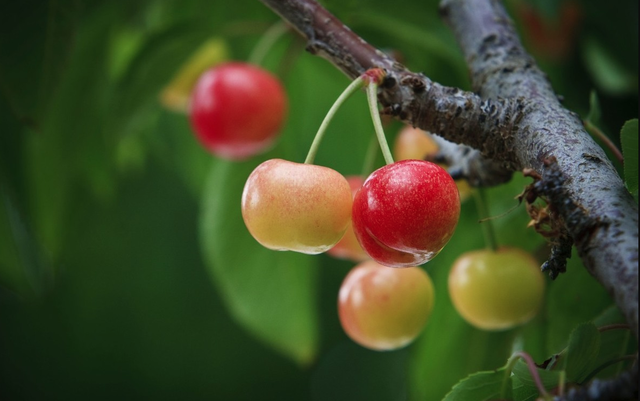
[563,323,601,383]
[511,376,543,401]
[160,37,230,112]
[200,158,319,365]
[591,307,636,380]
[26,5,117,258]
[110,22,217,138]
[512,359,560,391]
[620,119,638,201]
[585,90,602,127]
[582,36,638,96]
[544,250,613,355]
[354,13,467,84]
[311,341,409,401]
[442,368,511,401]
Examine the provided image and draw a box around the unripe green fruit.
[448,247,545,331]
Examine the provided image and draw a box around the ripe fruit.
[189,62,287,160]
[326,176,370,262]
[338,260,435,351]
[448,247,545,331]
[352,160,460,267]
[393,126,440,161]
[393,126,472,201]
[241,159,352,254]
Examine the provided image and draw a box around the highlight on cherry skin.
[352,159,461,267]
[338,260,435,351]
[393,125,473,201]
[326,175,370,262]
[448,247,546,331]
[241,159,353,254]
[189,62,287,160]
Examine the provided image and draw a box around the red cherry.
[189,62,287,160]
[352,160,460,267]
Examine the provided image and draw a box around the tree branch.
[257,0,639,342]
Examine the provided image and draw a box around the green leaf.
[585,90,602,126]
[512,358,560,391]
[200,158,319,365]
[545,250,613,355]
[620,119,638,201]
[563,323,601,383]
[442,368,511,401]
[512,376,544,401]
[582,36,638,95]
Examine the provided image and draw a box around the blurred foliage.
[0,0,637,400]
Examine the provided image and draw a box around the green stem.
[474,188,498,251]
[366,83,394,165]
[248,21,290,66]
[304,76,365,164]
[558,370,566,397]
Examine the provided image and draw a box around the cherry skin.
[352,160,461,267]
[326,175,370,262]
[393,126,472,201]
[189,62,287,160]
[393,126,440,161]
[241,159,352,254]
[338,260,435,351]
[448,247,545,331]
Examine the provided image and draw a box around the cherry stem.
[474,188,498,252]
[304,76,365,164]
[365,83,394,165]
[558,369,566,397]
[598,323,631,332]
[248,20,290,66]
[584,120,624,165]
[503,351,550,400]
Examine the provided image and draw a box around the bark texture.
[257,0,639,343]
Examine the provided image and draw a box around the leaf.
[512,358,560,391]
[563,323,601,383]
[620,119,638,201]
[200,158,319,365]
[26,7,117,258]
[585,90,602,127]
[442,368,512,401]
[544,250,613,355]
[582,36,638,95]
[512,377,544,401]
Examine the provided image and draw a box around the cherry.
[393,126,440,162]
[338,260,435,351]
[448,247,545,330]
[241,159,353,254]
[393,126,472,201]
[352,160,461,267]
[189,62,287,160]
[326,175,370,262]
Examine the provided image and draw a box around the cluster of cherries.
[187,61,545,351]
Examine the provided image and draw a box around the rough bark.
[257,0,639,345]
